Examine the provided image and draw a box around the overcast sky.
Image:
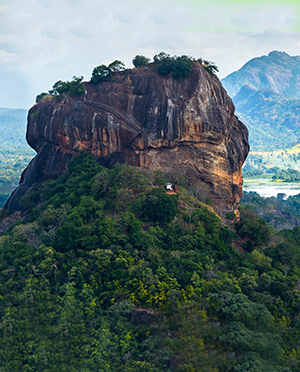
[1,0,300,109]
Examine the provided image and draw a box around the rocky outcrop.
[5,62,249,215]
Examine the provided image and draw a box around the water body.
[243,178,300,198]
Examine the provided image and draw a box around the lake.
[243,178,300,198]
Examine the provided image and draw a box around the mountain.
[222,51,300,151]
[222,51,300,99]
[0,108,34,207]
[5,61,249,216]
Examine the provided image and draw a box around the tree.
[35,92,49,103]
[153,53,194,79]
[132,55,151,68]
[92,170,110,197]
[198,58,219,76]
[153,52,171,64]
[155,53,174,76]
[114,165,152,191]
[48,76,84,97]
[108,60,125,72]
[172,55,194,79]
[142,187,178,224]
[91,64,111,84]
[235,207,271,247]
[91,60,125,84]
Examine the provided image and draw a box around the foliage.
[35,92,51,103]
[90,64,111,83]
[198,58,219,75]
[91,60,125,84]
[235,207,271,248]
[272,168,300,182]
[1,154,300,371]
[49,76,85,96]
[141,187,178,224]
[241,191,300,231]
[153,53,194,79]
[0,108,35,208]
[132,55,151,68]
[108,60,125,73]
[36,76,85,102]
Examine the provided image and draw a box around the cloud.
[1,0,300,108]
[186,1,299,32]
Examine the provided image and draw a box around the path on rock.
[84,100,143,133]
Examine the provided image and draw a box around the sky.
[1,0,300,109]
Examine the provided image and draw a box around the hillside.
[0,108,35,207]
[222,51,300,152]
[0,153,300,371]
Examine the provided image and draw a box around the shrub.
[198,58,219,76]
[35,92,50,103]
[49,76,85,97]
[172,55,194,79]
[153,53,194,79]
[90,65,111,83]
[108,60,125,72]
[142,187,178,224]
[91,60,125,84]
[132,55,151,68]
[235,208,271,247]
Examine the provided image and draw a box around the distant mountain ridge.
[222,51,300,151]
[223,51,300,99]
[0,108,28,143]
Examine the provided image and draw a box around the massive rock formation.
[5,62,249,215]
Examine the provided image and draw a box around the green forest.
[1,153,300,371]
[241,191,300,230]
[0,108,35,208]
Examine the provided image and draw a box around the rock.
[0,212,25,235]
[5,62,249,215]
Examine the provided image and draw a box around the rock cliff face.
[6,62,249,215]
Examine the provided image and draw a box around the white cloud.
[0,0,300,108]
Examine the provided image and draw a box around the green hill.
[0,108,35,207]
[0,153,300,371]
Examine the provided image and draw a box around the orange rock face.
[6,62,249,215]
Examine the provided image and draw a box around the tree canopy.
[198,58,219,75]
[1,153,300,371]
[90,60,125,84]
[132,55,151,68]
[153,53,194,79]
[49,76,85,96]
[36,76,85,102]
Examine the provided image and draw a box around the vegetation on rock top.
[36,53,219,103]
[36,76,85,103]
